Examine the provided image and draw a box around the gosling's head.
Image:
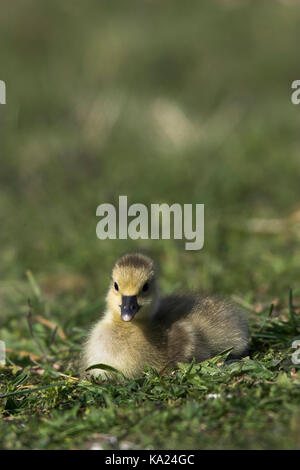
[106,253,158,322]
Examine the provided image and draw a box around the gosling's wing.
[153,293,249,360]
[188,295,250,358]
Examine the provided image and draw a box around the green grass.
[1,0,300,449]
[2,286,300,449]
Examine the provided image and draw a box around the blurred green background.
[1,0,300,302]
[1,0,300,449]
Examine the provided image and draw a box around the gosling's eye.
[142,282,149,292]
[114,282,119,291]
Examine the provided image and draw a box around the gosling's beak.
[121,295,140,321]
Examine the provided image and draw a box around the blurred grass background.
[0,0,300,298]
[1,0,300,450]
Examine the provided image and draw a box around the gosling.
[81,253,249,379]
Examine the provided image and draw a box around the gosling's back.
[154,293,249,364]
